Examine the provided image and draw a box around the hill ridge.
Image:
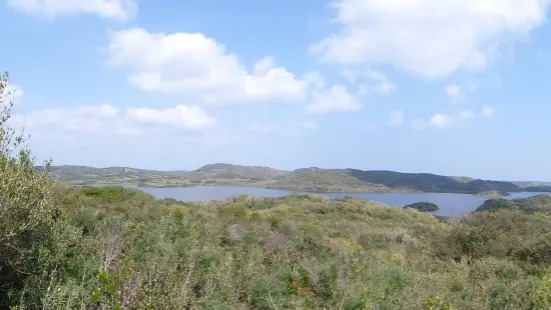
[41,163,551,194]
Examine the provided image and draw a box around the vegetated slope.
[476,194,551,214]
[265,167,397,192]
[513,181,551,192]
[348,169,521,193]
[525,185,551,192]
[449,176,475,183]
[475,190,510,198]
[42,165,188,185]
[514,181,551,188]
[10,184,551,309]
[188,163,289,180]
[44,163,548,194]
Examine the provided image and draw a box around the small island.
[403,202,439,212]
[474,190,511,198]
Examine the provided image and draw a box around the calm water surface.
[132,186,551,217]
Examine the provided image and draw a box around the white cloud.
[414,108,485,130]
[482,105,496,116]
[445,85,462,103]
[107,28,308,104]
[301,71,325,89]
[388,109,404,126]
[341,69,397,93]
[459,109,475,119]
[367,70,397,93]
[7,0,137,21]
[11,103,216,136]
[126,105,216,130]
[429,113,451,128]
[248,121,318,137]
[414,113,453,130]
[307,85,362,114]
[413,106,495,130]
[312,0,551,77]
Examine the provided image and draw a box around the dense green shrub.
[431,210,538,264]
[0,73,68,307]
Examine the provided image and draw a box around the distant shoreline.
[48,163,551,195]
[68,181,538,197]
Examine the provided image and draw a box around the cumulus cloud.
[7,0,137,21]
[307,85,362,114]
[341,69,397,93]
[107,28,309,104]
[459,109,475,119]
[413,108,487,130]
[312,0,551,77]
[445,85,462,103]
[429,113,451,128]
[125,105,216,130]
[11,103,216,136]
[248,121,318,137]
[367,70,397,93]
[388,109,404,126]
[413,113,454,130]
[482,105,496,117]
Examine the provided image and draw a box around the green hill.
[44,165,189,186]
[476,194,551,214]
[41,163,548,194]
[449,176,475,183]
[265,167,397,192]
[190,163,289,180]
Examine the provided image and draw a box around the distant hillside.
[42,165,188,186]
[347,169,520,193]
[475,190,511,198]
[42,163,550,194]
[190,163,289,180]
[449,176,475,183]
[514,181,551,188]
[265,168,396,193]
[476,195,551,214]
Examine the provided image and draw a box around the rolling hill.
[39,163,551,194]
[476,194,551,214]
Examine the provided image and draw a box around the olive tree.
[0,72,59,307]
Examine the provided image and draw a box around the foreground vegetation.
[7,182,551,309]
[4,74,551,309]
[45,163,551,194]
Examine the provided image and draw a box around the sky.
[1,0,551,181]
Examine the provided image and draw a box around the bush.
[431,210,536,264]
[0,72,62,307]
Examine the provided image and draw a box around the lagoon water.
[132,185,551,217]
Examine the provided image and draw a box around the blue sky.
[1,0,551,181]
